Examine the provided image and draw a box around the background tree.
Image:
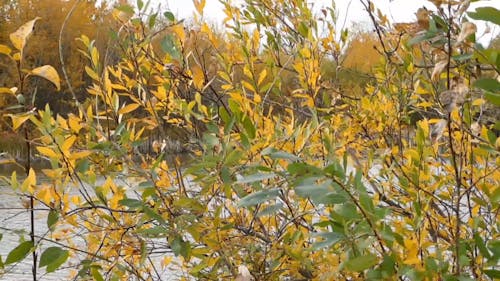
[0,0,114,114]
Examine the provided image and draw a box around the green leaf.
[311,232,344,250]
[334,203,361,220]
[474,233,491,259]
[288,162,323,176]
[474,78,500,92]
[5,241,33,264]
[220,166,234,184]
[164,11,175,22]
[344,254,378,272]
[91,267,105,281]
[47,210,59,230]
[261,148,301,161]
[143,206,166,225]
[161,34,181,60]
[408,32,435,46]
[473,78,500,106]
[341,28,348,43]
[295,181,331,202]
[467,7,500,26]
[484,269,500,279]
[39,247,69,272]
[136,0,144,10]
[173,198,205,213]
[237,188,280,207]
[257,203,283,217]
[242,116,256,139]
[171,236,191,260]
[116,4,134,15]
[484,92,500,107]
[119,198,143,209]
[237,172,276,184]
[298,22,309,37]
[148,13,157,29]
[136,226,169,237]
[484,92,500,106]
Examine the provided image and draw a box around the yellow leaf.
[252,29,260,48]
[161,256,173,268]
[221,84,232,90]
[243,65,252,79]
[0,87,15,96]
[118,103,140,115]
[191,65,205,90]
[37,146,59,159]
[254,93,262,103]
[68,114,82,133]
[36,185,53,205]
[193,0,206,15]
[472,205,480,217]
[101,177,116,196]
[21,168,36,194]
[0,44,11,56]
[30,65,61,91]
[85,66,99,81]
[56,115,69,130]
[417,119,429,138]
[71,195,80,205]
[299,47,311,59]
[9,17,41,53]
[0,158,15,165]
[472,98,485,106]
[403,238,420,265]
[257,69,267,86]
[9,114,31,130]
[404,149,420,162]
[91,47,99,68]
[61,135,76,156]
[242,81,255,93]
[70,150,92,160]
[218,71,231,83]
[171,24,186,43]
[201,23,210,34]
[12,52,21,61]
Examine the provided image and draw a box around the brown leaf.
[431,60,448,82]
[439,82,468,112]
[416,8,430,30]
[457,0,471,16]
[456,22,476,44]
[235,265,252,281]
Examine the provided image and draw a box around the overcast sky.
[160,0,499,44]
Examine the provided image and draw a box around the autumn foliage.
[0,0,499,280]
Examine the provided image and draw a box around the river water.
[0,164,184,280]
[0,164,61,280]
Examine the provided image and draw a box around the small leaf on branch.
[431,60,448,81]
[456,22,476,44]
[9,17,41,53]
[237,188,280,207]
[5,241,33,265]
[30,65,61,91]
